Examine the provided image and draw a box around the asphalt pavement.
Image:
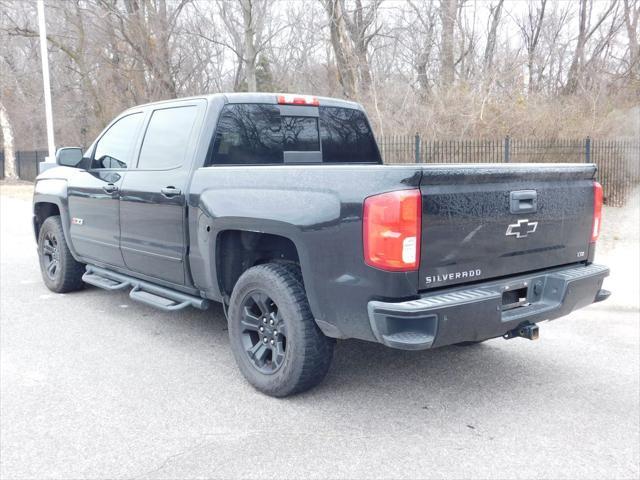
[1,188,638,479]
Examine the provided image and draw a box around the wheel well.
[217,230,300,298]
[33,202,60,237]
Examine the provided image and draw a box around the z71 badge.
[71,217,84,225]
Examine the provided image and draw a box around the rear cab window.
[208,102,381,166]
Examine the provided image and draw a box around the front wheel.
[37,216,85,293]
[227,263,334,397]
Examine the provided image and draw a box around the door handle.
[102,183,118,194]
[161,186,182,198]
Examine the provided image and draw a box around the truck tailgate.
[419,164,597,290]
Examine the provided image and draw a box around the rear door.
[67,111,145,267]
[418,165,596,290]
[118,100,204,285]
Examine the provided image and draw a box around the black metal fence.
[378,136,640,207]
[0,150,49,182]
[2,139,639,206]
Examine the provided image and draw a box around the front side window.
[138,106,199,170]
[93,113,144,169]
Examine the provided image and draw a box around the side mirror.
[56,147,84,167]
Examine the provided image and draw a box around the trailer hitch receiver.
[504,323,539,341]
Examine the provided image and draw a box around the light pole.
[37,0,55,162]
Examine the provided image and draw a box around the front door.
[119,102,203,285]
[67,112,145,267]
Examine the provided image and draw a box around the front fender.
[33,178,80,260]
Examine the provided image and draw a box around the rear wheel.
[227,263,334,397]
[37,216,85,293]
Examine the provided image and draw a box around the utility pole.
[37,0,55,161]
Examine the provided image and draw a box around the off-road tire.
[227,263,334,397]
[37,216,85,293]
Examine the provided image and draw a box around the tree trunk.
[349,0,373,97]
[241,0,258,92]
[155,0,177,98]
[439,0,457,88]
[483,0,504,74]
[416,50,431,95]
[354,41,372,96]
[565,0,588,94]
[323,0,358,98]
[624,0,639,80]
[0,102,18,180]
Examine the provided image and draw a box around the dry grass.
[0,180,34,200]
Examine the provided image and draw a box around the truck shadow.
[85,286,569,407]
[326,336,557,394]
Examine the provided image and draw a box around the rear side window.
[212,104,282,165]
[93,112,144,169]
[319,107,379,163]
[209,103,380,165]
[138,106,198,169]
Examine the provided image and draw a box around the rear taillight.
[591,181,603,242]
[363,189,421,271]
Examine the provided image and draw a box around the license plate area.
[501,286,529,311]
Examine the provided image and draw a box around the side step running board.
[82,265,209,312]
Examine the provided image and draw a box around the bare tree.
[483,0,504,75]
[0,0,638,155]
[405,0,438,96]
[439,0,457,87]
[341,0,382,95]
[0,100,17,179]
[196,0,277,92]
[323,0,359,97]
[623,0,639,80]
[564,0,619,94]
[322,0,382,99]
[98,0,190,100]
[517,0,547,93]
[241,0,259,92]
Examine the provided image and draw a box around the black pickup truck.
[33,93,610,396]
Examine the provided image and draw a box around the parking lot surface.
[1,184,639,479]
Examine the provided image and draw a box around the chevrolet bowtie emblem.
[506,219,538,238]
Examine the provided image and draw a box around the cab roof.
[129,92,363,112]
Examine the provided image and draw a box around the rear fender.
[191,187,341,327]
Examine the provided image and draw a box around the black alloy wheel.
[227,263,334,397]
[41,230,61,281]
[239,291,287,374]
[37,215,85,293]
